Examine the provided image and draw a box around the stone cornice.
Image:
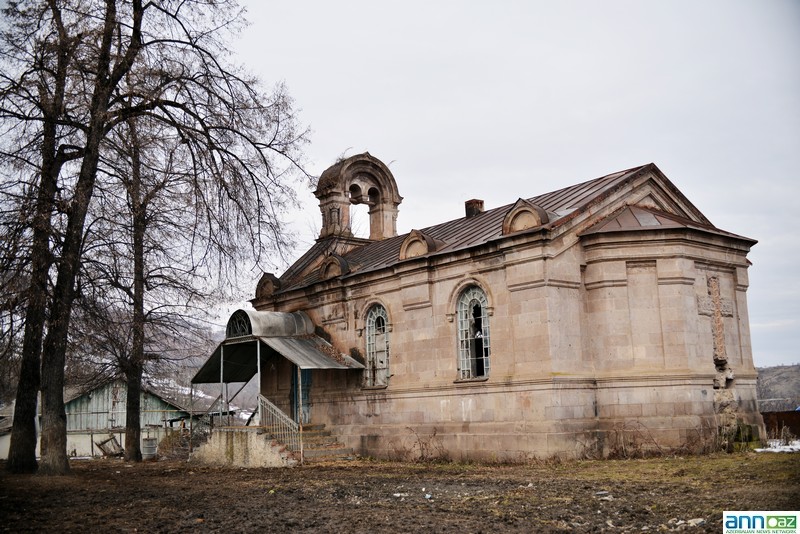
[585,279,627,290]
[657,276,695,286]
[309,371,763,404]
[507,278,580,293]
[402,300,432,311]
[507,279,546,292]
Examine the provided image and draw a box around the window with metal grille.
[226,310,251,338]
[365,305,390,387]
[457,286,490,379]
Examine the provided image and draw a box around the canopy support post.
[220,344,224,427]
[256,340,262,426]
[297,365,304,465]
[189,384,194,454]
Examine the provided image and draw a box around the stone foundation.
[191,428,297,468]
[301,374,764,461]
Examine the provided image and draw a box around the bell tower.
[314,153,403,240]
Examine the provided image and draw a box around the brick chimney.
[465,199,484,218]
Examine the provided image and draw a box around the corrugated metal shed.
[64,380,188,431]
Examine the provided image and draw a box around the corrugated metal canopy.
[262,336,364,370]
[191,335,364,384]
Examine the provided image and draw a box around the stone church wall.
[255,160,763,460]
[257,227,762,459]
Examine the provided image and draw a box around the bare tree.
[0,217,28,404]
[0,0,88,474]
[1,0,307,474]
[0,179,32,402]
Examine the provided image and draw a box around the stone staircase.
[299,424,355,463]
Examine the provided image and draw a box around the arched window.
[457,286,491,379]
[226,310,252,338]
[365,305,390,387]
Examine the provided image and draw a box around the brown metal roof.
[275,163,747,294]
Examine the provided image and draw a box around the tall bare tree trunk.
[124,119,145,462]
[6,138,58,474]
[40,114,108,473]
[7,3,74,471]
[39,112,105,475]
[38,0,143,475]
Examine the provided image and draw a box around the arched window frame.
[226,310,252,338]
[456,286,491,380]
[365,304,390,387]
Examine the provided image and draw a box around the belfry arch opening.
[349,203,370,238]
[347,183,372,239]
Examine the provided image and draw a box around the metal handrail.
[258,394,303,461]
[200,394,225,428]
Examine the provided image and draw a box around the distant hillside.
[758,364,800,412]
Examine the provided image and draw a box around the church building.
[195,152,764,461]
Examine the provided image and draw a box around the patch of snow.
[754,439,800,453]
[147,377,214,400]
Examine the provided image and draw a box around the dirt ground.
[1,453,798,533]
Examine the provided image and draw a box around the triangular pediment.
[553,164,717,240]
[623,165,712,225]
[632,193,670,213]
[580,205,703,236]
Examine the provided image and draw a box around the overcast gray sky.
[235,0,799,368]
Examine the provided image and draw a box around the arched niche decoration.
[502,199,551,235]
[398,229,443,260]
[320,253,350,280]
[314,153,403,241]
[255,272,281,299]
